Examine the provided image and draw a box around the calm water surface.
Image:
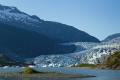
[0,67,120,80]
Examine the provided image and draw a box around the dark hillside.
[0,23,76,58]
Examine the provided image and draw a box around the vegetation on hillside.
[106,51,120,68]
[94,51,120,69]
[0,54,16,66]
[0,53,34,67]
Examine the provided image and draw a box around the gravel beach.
[0,72,95,78]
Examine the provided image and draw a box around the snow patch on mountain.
[0,5,41,27]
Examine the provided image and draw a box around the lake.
[0,67,120,80]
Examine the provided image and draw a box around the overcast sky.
[0,0,120,40]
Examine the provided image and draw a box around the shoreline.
[0,72,95,78]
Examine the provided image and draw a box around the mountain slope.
[103,33,120,42]
[0,54,18,67]
[0,23,76,58]
[0,53,34,67]
[0,4,100,43]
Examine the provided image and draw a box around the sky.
[0,0,120,40]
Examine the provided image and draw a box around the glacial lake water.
[0,67,120,80]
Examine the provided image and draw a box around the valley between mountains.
[0,4,120,67]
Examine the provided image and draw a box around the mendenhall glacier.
[0,4,119,67]
[26,37,120,67]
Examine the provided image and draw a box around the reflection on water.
[0,67,120,80]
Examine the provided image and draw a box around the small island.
[0,68,95,78]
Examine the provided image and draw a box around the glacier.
[1,5,119,67]
[27,37,120,67]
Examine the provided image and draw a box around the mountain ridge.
[0,4,100,43]
[103,33,120,42]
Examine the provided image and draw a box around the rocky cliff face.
[105,51,120,69]
[94,51,120,69]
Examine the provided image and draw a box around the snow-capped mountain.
[0,4,99,43]
[32,37,120,67]
[0,4,42,28]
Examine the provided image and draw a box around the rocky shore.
[0,72,95,78]
[93,51,120,70]
[93,64,120,70]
